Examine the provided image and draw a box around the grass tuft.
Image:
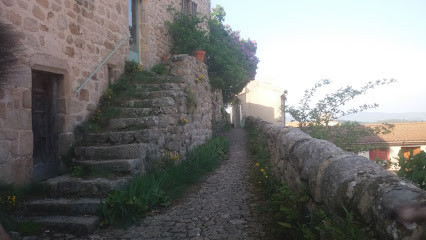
[98,136,229,227]
[246,124,375,240]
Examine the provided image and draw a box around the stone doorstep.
[75,158,142,174]
[44,175,130,198]
[84,129,161,145]
[74,143,147,160]
[22,215,100,235]
[24,198,102,216]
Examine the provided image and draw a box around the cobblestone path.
[40,128,265,240]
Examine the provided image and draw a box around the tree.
[166,5,259,104]
[287,79,395,152]
[207,5,259,104]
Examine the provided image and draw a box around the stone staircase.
[18,78,191,235]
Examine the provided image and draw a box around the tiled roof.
[359,122,426,144]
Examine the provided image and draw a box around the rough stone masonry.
[246,116,426,240]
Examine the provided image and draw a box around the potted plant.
[166,8,208,62]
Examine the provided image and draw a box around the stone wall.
[0,0,212,184]
[140,0,210,69]
[246,116,426,239]
[164,54,218,156]
[0,0,129,184]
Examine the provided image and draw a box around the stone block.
[79,89,89,101]
[57,15,67,30]
[17,0,28,9]
[69,22,80,35]
[23,17,39,32]
[5,109,32,130]
[6,65,31,88]
[18,130,33,155]
[6,9,22,25]
[32,5,46,20]
[65,46,75,58]
[67,98,83,114]
[1,0,15,7]
[36,0,49,8]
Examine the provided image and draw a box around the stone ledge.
[246,116,426,239]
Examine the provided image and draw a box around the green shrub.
[398,150,426,189]
[0,183,48,235]
[99,137,229,227]
[166,8,208,54]
[166,5,259,104]
[151,63,167,76]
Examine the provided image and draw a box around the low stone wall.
[246,116,426,239]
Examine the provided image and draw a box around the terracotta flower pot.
[194,50,206,62]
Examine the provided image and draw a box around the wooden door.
[32,71,59,181]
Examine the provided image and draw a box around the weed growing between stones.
[151,63,168,76]
[246,126,375,240]
[0,183,50,235]
[184,88,197,114]
[75,61,157,136]
[98,137,229,227]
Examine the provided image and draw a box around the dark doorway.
[32,70,60,181]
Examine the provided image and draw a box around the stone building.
[232,80,286,126]
[0,0,211,184]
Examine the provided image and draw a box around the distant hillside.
[338,112,426,123]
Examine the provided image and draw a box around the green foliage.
[166,8,208,54]
[303,121,393,152]
[151,63,167,76]
[165,5,259,104]
[287,79,395,152]
[99,137,229,227]
[75,61,157,136]
[0,183,49,235]
[246,123,374,239]
[207,5,259,104]
[184,88,197,114]
[397,150,426,189]
[288,79,396,127]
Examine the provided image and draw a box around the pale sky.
[211,0,426,115]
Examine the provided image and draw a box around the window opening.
[129,0,139,62]
[192,2,198,14]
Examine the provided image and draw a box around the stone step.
[84,129,163,146]
[135,82,185,91]
[24,198,101,216]
[44,175,130,198]
[124,97,179,108]
[108,116,175,131]
[75,159,142,174]
[22,215,100,235]
[118,107,154,118]
[75,143,147,160]
[126,89,185,100]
